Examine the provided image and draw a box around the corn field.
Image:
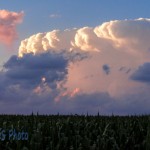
[0,114,150,150]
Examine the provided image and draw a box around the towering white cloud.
[19,18,150,58]
[94,18,150,54]
[19,29,77,57]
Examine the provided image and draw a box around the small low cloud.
[102,64,110,75]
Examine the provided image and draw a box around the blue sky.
[0,1,150,114]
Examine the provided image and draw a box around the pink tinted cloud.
[0,10,24,46]
[54,88,80,102]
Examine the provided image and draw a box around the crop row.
[0,114,149,150]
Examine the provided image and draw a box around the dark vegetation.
[0,113,150,150]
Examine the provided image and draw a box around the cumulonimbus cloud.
[0,10,24,46]
[19,18,150,57]
[1,18,150,114]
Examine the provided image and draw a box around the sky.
[0,1,150,115]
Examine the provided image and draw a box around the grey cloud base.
[0,51,150,115]
[131,62,150,82]
[4,52,68,89]
[0,52,69,102]
[0,90,149,115]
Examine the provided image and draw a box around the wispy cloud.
[49,14,61,18]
